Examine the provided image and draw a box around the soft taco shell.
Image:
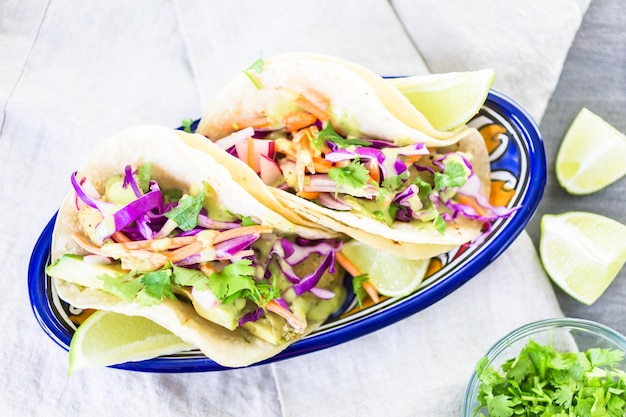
[51,125,343,368]
[196,54,476,147]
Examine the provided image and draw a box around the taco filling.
[210,119,510,235]
[193,55,518,260]
[46,125,346,367]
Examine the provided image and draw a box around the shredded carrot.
[312,156,333,171]
[111,231,132,243]
[334,160,351,168]
[458,195,488,217]
[297,191,321,199]
[361,280,380,304]
[295,94,330,121]
[213,225,274,244]
[404,154,423,164]
[266,300,307,330]
[199,263,217,276]
[336,251,381,304]
[246,136,256,171]
[284,111,317,132]
[368,160,381,184]
[71,233,109,257]
[335,251,362,277]
[167,241,203,263]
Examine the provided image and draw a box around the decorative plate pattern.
[28,90,546,372]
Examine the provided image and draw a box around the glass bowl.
[462,317,626,416]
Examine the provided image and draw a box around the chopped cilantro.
[240,215,259,226]
[434,160,468,191]
[475,338,626,417]
[181,118,194,133]
[171,264,210,291]
[208,259,278,306]
[352,274,370,307]
[164,186,205,231]
[208,259,257,304]
[316,122,370,149]
[100,271,143,303]
[138,270,176,305]
[327,158,370,194]
[243,57,264,90]
[381,171,409,192]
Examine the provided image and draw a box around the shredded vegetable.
[69,164,344,332]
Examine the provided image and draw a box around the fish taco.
[193,53,515,260]
[47,125,346,368]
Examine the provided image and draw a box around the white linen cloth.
[0,0,589,415]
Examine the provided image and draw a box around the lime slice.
[539,212,626,305]
[388,68,495,131]
[69,310,193,374]
[556,107,626,195]
[340,240,429,297]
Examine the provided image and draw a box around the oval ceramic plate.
[28,90,546,372]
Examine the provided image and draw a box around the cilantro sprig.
[99,259,279,308]
[327,158,370,195]
[475,338,626,417]
[243,57,264,90]
[352,274,370,307]
[314,121,370,150]
[164,186,205,231]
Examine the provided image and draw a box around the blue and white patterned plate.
[28,90,546,372]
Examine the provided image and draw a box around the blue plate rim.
[28,89,546,373]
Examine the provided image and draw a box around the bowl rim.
[462,317,626,415]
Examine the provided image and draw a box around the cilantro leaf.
[316,122,370,149]
[434,160,468,191]
[381,171,409,192]
[240,215,259,226]
[243,57,264,90]
[139,270,176,304]
[164,186,205,231]
[327,158,370,194]
[181,118,194,133]
[208,260,258,304]
[171,264,210,291]
[352,274,370,307]
[475,338,626,417]
[99,271,143,303]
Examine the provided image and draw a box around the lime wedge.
[340,240,429,297]
[69,310,193,374]
[556,107,626,195]
[540,212,626,305]
[388,68,495,131]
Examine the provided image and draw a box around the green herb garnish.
[315,121,370,149]
[208,259,278,306]
[474,338,626,417]
[164,186,205,231]
[352,274,370,307]
[181,118,194,133]
[243,57,264,89]
[434,160,468,191]
[327,158,370,195]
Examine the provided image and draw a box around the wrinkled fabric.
[0,0,588,415]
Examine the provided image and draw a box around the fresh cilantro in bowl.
[463,318,626,417]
